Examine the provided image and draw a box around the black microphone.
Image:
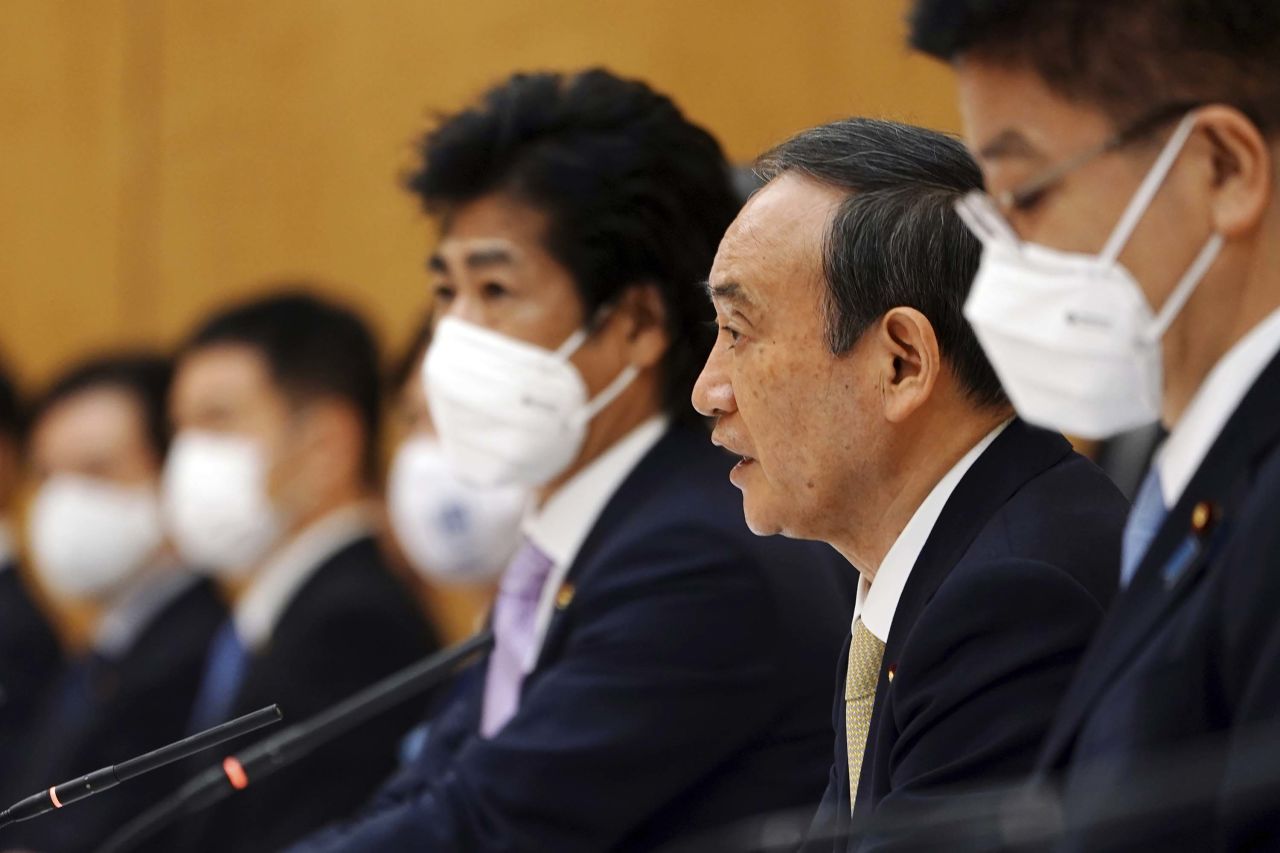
[0,704,282,829]
[95,629,493,853]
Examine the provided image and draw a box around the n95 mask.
[387,435,527,582]
[424,316,639,488]
[957,111,1223,440]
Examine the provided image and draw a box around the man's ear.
[1199,105,1272,239]
[614,283,670,370]
[876,307,940,424]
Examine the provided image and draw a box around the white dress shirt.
[521,415,669,668]
[853,420,1011,643]
[1156,306,1280,507]
[233,502,377,650]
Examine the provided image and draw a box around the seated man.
[0,360,62,790]
[1,353,225,853]
[692,118,1128,850]
[290,68,855,853]
[157,292,439,853]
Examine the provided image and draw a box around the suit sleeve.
[862,557,1106,850]
[287,526,784,853]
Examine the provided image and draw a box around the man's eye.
[1009,184,1049,213]
[720,325,741,344]
[481,282,510,300]
[433,284,457,303]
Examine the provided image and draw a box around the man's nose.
[692,344,735,418]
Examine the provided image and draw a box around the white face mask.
[29,474,164,600]
[957,112,1224,440]
[161,430,283,576]
[424,315,640,488]
[388,435,527,583]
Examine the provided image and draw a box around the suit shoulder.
[966,451,1127,606]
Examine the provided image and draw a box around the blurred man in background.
[0,359,61,791]
[910,1,1280,849]
[0,354,225,853]
[694,118,1126,851]
[157,292,439,853]
[291,68,855,853]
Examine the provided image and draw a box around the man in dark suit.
[0,360,61,790]
[154,293,439,853]
[0,354,225,853]
[910,1,1280,848]
[692,118,1128,851]
[287,68,855,853]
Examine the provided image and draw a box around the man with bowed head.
[290,68,854,852]
[912,0,1280,847]
[693,117,1127,850]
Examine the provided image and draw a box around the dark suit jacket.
[1037,352,1280,852]
[0,562,62,788]
[803,420,1126,852]
[1,575,224,853]
[161,535,438,853]
[287,424,856,853]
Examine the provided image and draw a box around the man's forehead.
[711,173,843,292]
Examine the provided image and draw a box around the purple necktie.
[481,538,555,737]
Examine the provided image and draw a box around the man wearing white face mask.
[291,69,855,853]
[913,0,1280,848]
[158,292,438,853]
[0,354,226,853]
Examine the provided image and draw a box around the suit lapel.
[529,426,699,674]
[879,420,1073,682]
[1039,351,1280,768]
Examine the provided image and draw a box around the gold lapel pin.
[886,664,897,683]
[555,583,576,610]
[1190,501,1216,537]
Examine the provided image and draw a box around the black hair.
[757,117,1007,409]
[30,353,173,459]
[909,0,1280,132]
[405,68,741,426]
[0,358,24,447]
[183,290,382,479]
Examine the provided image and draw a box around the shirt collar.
[1157,306,1280,507]
[854,419,1011,642]
[94,565,202,659]
[233,502,377,650]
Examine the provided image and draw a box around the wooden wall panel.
[0,0,958,384]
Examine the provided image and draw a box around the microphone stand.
[95,629,493,853]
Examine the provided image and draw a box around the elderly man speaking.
[692,117,1128,850]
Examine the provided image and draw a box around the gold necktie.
[845,617,885,810]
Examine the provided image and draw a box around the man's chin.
[741,500,784,538]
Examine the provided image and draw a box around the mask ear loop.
[553,303,643,425]
[1142,232,1224,343]
[1100,111,1202,264]
[955,192,1020,247]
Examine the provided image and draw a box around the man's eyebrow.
[704,280,755,309]
[427,246,517,274]
[976,129,1045,162]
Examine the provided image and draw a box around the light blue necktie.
[1121,467,1168,587]
[187,619,250,733]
